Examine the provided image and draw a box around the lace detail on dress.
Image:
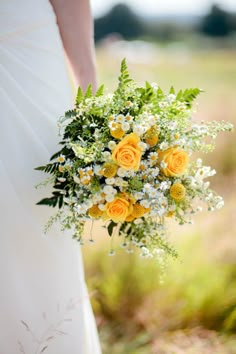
[17,293,93,354]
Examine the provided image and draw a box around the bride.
[0,0,101,353]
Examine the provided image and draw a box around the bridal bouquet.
[36,59,233,260]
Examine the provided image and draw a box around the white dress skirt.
[0,0,101,353]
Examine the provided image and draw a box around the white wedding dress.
[0,1,101,353]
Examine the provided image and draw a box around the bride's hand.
[49,0,97,92]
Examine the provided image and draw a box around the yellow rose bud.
[144,126,159,147]
[170,183,186,201]
[112,133,142,171]
[102,162,118,178]
[105,197,133,223]
[110,123,125,139]
[166,211,175,218]
[88,205,104,218]
[132,203,150,218]
[159,147,189,177]
[125,214,136,222]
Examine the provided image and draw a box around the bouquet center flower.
[112,133,142,171]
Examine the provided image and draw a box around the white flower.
[94,165,103,175]
[121,122,130,131]
[57,177,66,182]
[168,121,177,130]
[116,114,125,123]
[134,192,144,200]
[159,181,170,191]
[148,188,159,198]
[103,185,117,195]
[73,175,80,184]
[92,194,103,203]
[138,142,147,151]
[143,183,152,193]
[105,194,115,202]
[85,200,93,208]
[159,142,169,150]
[58,155,65,163]
[102,151,111,159]
[98,203,106,211]
[117,168,126,177]
[160,161,168,169]
[105,177,116,185]
[108,141,116,150]
[125,170,135,177]
[216,199,224,209]
[133,125,145,136]
[147,115,157,126]
[125,113,133,122]
[140,199,150,208]
[151,168,160,177]
[149,152,158,161]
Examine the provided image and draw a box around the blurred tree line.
[94,3,236,43]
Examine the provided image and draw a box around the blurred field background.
[83,2,236,353]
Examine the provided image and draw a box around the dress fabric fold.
[0,1,101,353]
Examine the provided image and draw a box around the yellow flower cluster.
[101,162,118,178]
[170,183,186,201]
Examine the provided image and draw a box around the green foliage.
[85,83,93,99]
[177,87,202,107]
[108,221,118,237]
[76,87,83,105]
[95,84,105,97]
[114,58,133,100]
[35,163,58,174]
[36,193,63,208]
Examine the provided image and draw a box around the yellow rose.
[105,197,133,223]
[159,147,189,177]
[112,133,142,171]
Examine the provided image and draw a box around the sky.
[90,0,236,17]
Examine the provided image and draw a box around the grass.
[82,44,236,353]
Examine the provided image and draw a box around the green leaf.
[156,87,164,99]
[36,197,58,208]
[181,88,202,107]
[84,84,93,99]
[76,87,83,105]
[95,84,104,97]
[108,221,117,236]
[34,165,47,171]
[169,86,175,94]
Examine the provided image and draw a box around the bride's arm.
[49,0,97,91]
